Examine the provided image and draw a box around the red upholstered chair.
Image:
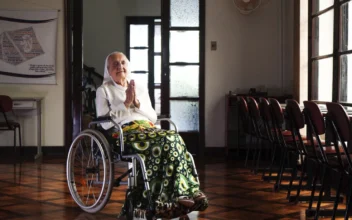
[268,98,302,191]
[325,102,352,219]
[237,96,257,167]
[0,95,22,153]
[246,96,272,173]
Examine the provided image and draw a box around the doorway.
[64,0,205,156]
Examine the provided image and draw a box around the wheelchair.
[66,116,199,220]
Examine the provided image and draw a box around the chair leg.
[13,128,16,153]
[266,143,278,180]
[244,135,252,167]
[255,141,262,174]
[287,154,302,200]
[274,148,287,191]
[18,126,22,156]
[314,166,327,220]
[308,165,319,210]
[331,173,343,220]
[251,138,258,170]
[344,177,352,220]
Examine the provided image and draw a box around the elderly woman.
[95,51,208,219]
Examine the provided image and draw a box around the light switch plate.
[211,41,217,51]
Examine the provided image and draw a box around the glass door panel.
[170,0,199,27]
[170,66,199,97]
[170,101,199,131]
[130,25,148,47]
[129,49,149,72]
[170,31,199,63]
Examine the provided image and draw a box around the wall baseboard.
[0,146,65,157]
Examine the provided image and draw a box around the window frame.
[308,0,352,105]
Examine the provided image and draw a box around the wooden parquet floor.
[0,156,349,220]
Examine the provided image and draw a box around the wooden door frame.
[64,0,83,154]
[161,0,205,157]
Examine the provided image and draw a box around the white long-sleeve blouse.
[95,80,157,130]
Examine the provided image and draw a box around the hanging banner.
[0,10,58,84]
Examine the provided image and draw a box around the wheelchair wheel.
[66,129,114,213]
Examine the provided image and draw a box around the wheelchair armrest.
[89,116,113,128]
[92,116,113,122]
[155,117,178,133]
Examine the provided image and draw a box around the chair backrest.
[268,98,284,125]
[237,96,249,120]
[0,95,12,112]
[326,102,352,142]
[247,96,260,120]
[285,99,305,130]
[303,101,325,135]
[259,97,271,122]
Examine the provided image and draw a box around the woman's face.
[108,53,130,85]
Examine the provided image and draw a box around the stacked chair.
[235,95,352,219]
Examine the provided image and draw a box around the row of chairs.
[237,96,352,220]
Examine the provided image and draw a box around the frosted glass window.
[312,10,334,57]
[341,2,352,51]
[130,25,148,47]
[154,25,161,53]
[312,0,334,14]
[154,56,161,84]
[170,0,199,27]
[170,66,199,97]
[170,31,199,63]
[130,49,148,71]
[170,101,199,131]
[339,54,352,102]
[312,58,333,101]
[154,88,161,115]
[132,73,148,89]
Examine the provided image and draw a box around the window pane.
[154,55,161,84]
[312,58,333,101]
[170,101,199,131]
[154,88,161,115]
[154,25,161,53]
[339,54,352,102]
[170,0,199,27]
[312,9,334,57]
[340,2,352,51]
[130,25,148,47]
[132,73,148,88]
[130,49,148,71]
[312,0,334,14]
[170,66,199,97]
[170,31,199,63]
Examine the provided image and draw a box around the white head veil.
[103,51,133,84]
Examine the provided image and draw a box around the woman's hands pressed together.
[124,80,140,109]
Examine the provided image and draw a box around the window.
[309,0,352,103]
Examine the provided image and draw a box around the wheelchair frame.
[66,116,199,220]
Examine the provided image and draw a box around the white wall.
[205,0,294,147]
[0,0,64,147]
[83,0,161,75]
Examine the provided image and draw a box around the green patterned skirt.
[113,120,208,219]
